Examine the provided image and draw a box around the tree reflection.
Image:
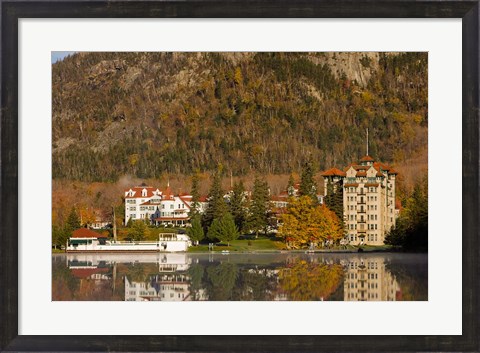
[206,262,238,300]
[278,259,344,301]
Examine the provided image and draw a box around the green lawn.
[188,237,285,253]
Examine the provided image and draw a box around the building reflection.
[343,256,401,301]
[57,253,413,302]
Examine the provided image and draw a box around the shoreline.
[52,248,427,255]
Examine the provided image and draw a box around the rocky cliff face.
[52,52,427,182]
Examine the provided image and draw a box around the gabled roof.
[71,228,107,239]
[321,168,346,177]
[360,155,375,162]
[178,196,192,209]
[162,186,174,200]
[125,186,157,199]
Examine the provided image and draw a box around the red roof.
[124,186,158,199]
[178,196,192,209]
[199,195,208,202]
[344,183,359,187]
[364,183,379,187]
[360,155,375,162]
[321,168,346,177]
[271,195,289,201]
[71,228,107,239]
[162,186,174,200]
[71,267,109,279]
[356,171,367,177]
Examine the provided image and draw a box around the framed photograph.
[1,1,478,352]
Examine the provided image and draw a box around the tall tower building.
[322,155,398,245]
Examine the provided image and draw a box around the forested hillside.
[52,52,427,182]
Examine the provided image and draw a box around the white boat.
[66,228,191,253]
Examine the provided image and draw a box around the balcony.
[358,200,366,205]
[358,192,366,196]
[358,219,366,223]
[357,209,366,213]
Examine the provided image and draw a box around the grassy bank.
[188,238,394,253]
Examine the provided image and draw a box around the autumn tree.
[279,196,343,248]
[246,176,271,237]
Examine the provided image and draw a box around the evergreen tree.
[325,180,344,230]
[228,180,247,232]
[187,215,205,245]
[385,176,428,250]
[299,161,317,202]
[66,207,81,231]
[218,212,240,246]
[127,220,148,241]
[207,218,222,242]
[246,176,270,237]
[287,174,296,196]
[202,168,227,229]
[189,172,201,217]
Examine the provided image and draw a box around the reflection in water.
[52,253,427,301]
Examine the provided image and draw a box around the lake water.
[52,252,427,301]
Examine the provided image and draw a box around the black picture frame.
[1,1,478,352]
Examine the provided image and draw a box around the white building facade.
[124,185,192,226]
[322,155,398,246]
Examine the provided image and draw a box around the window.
[162,204,165,209]
[170,205,174,209]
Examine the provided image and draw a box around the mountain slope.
[52,52,427,181]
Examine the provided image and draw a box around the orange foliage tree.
[278,196,343,248]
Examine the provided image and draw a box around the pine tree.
[187,215,205,245]
[299,161,317,203]
[189,172,201,217]
[324,179,345,231]
[207,218,222,242]
[202,168,227,229]
[246,176,270,237]
[228,180,246,232]
[287,174,296,196]
[218,212,239,246]
[66,207,81,231]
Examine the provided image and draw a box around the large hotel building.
[322,155,398,245]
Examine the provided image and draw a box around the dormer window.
[142,188,147,197]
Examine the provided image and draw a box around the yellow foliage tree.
[279,196,343,248]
